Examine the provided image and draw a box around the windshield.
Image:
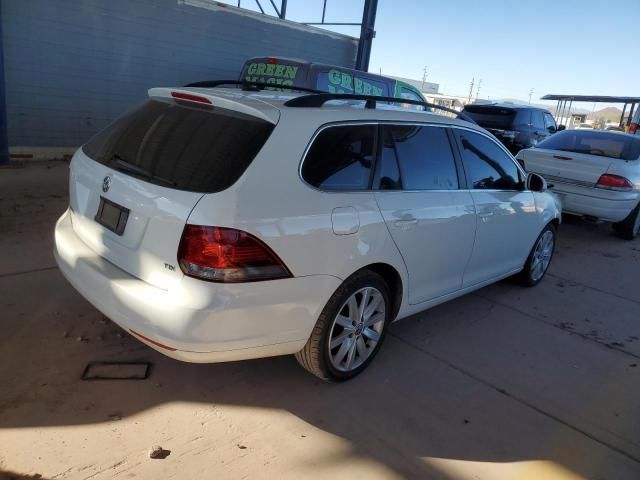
[537,131,640,160]
[462,106,516,129]
[82,100,275,193]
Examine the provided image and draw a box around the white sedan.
[517,130,640,239]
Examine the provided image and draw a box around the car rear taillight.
[177,225,292,283]
[595,174,633,191]
[630,123,638,134]
[516,158,526,170]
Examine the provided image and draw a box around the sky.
[225,0,639,108]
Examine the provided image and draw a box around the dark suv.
[461,103,564,154]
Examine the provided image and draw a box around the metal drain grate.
[81,361,152,380]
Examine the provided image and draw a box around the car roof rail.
[183,79,324,95]
[283,93,476,123]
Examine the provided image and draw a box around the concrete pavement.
[1,160,638,479]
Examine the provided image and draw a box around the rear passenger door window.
[543,112,557,131]
[375,125,459,190]
[302,125,376,190]
[456,130,522,190]
[532,111,545,130]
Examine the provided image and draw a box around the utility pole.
[421,66,428,90]
[467,78,475,104]
[355,0,378,71]
[528,88,534,104]
[475,79,482,101]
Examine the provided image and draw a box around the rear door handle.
[394,218,418,227]
[478,212,494,218]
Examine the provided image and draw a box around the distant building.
[424,93,467,112]
[556,113,587,129]
[388,75,439,95]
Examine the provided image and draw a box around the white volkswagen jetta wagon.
[54,86,561,381]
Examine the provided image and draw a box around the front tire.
[295,270,391,382]
[613,203,640,240]
[518,223,556,287]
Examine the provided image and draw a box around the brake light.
[595,174,633,191]
[267,57,278,64]
[630,123,638,134]
[177,225,292,283]
[517,158,526,170]
[170,91,212,105]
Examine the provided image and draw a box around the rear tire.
[295,270,391,382]
[613,204,640,240]
[518,223,556,287]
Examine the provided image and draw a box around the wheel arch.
[358,262,403,321]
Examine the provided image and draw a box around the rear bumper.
[54,209,341,362]
[550,186,638,223]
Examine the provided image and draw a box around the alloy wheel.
[530,230,554,282]
[327,287,386,372]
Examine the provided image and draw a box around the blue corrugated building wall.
[2,0,357,147]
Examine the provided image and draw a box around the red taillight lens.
[595,174,633,191]
[630,123,638,134]
[170,91,212,105]
[177,225,292,283]
[517,158,526,170]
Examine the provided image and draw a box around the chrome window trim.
[298,120,466,194]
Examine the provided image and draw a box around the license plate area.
[95,197,129,236]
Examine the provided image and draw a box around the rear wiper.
[110,155,152,177]
[109,155,177,187]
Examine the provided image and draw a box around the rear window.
[82,100,274,193]
[462,106,516,129]
[537,131,640,160]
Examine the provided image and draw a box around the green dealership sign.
[243,62,385,96]
[244,62,299,86]
[324,69,384,96]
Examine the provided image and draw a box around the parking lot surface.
[1,160,639,480]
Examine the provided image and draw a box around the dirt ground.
[1,160,639,480]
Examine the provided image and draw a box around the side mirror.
[547,126,557,133]
[557,124,566,131]
[526,172,547,192]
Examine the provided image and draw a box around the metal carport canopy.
[541,94,640,128]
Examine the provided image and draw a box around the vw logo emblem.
[102,176,112,193]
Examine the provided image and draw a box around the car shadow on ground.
[2,271,636,480]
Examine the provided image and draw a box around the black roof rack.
[183,79,324,95]
[284,93,476,123]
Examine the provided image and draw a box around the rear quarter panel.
[186,110,410,310]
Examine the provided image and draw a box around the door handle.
[394,218,418,227]
[478,211,494,218]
